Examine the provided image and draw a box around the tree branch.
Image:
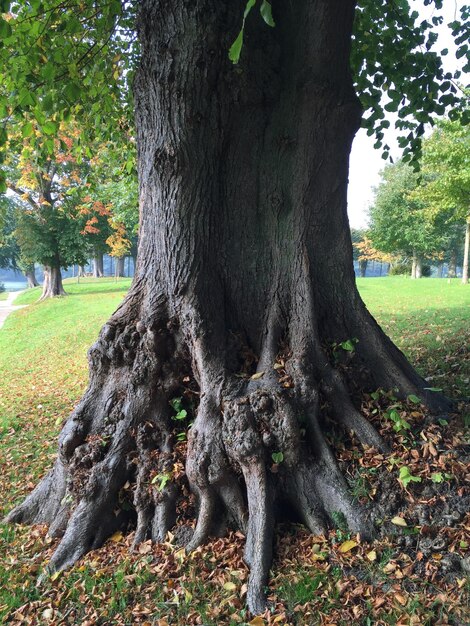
[6,181,40,212]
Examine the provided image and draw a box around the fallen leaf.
[339,539,358,553]
[251,372,265,380]
[223,581,237,591]
[391,516,408,527]
[248,617,265,626]
[109,531,123,542]
[366,550,377,561]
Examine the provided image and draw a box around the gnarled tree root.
[4,311,446,615]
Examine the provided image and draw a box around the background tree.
[412,118,470,283]
[0,195,39,287]
[368,160,445,278]
[3,121,93,298]
[2,0,469,614]
[351,229,396,277]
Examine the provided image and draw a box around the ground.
[0,277,468,626]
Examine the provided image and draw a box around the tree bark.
[462,219,469,285]
[40,264,66,299]
[359,259,367,278]
[115,256,125,278]
[6,0,452,614]
[93,253,104,278]
[24,266,39,288]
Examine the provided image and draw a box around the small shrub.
[389,262,411,276]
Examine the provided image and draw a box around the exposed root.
[6,307,435,615]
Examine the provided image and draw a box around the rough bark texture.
[40,264,66,300]
[93,253,104,278]
[6,0,453,614]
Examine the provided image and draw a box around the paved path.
[0,291,27,329]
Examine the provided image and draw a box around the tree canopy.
[0,0,468,191]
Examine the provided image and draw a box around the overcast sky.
[347,0,464,229]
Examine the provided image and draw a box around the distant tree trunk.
[437,262,443,278]
[359,259,367,277]
[115,256,125,278]
[24,265,39,288]
[448,249,457,278]
[411,250,417,278]
[40,264,66,299]
[415,257,422,279]
[93,253,104,278]
[78,265,87,278]
[6,0,452,615]
[462,219,469,285]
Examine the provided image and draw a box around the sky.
[347,0,464,229]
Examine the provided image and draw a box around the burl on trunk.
[6,0,450,614]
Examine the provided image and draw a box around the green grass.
[357,277,470,398]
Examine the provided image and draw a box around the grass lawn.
[357,277,470,399]
[0,276,468,625]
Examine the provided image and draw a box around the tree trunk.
[448,249,457,278]
[359,259,367,278]
[115,256,125,278]
[78,265,87,278]
[24,265,39,288]
[411,250,417,279]
[93,253,104,278]
[437,262,443,278]
[415,256,422,279]
[40,264,66,299]
[6,0,452,615]
[462,219,469,285]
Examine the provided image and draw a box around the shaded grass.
[357,277,470,399]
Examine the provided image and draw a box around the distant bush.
[0,282,5,293]
[389,262,411,276]
[389,263,431,276]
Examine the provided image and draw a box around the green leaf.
[42,121,58,135]
[243,0,257,19]
[260,0,275,27]
[407,394,421,404]
[423,387,442,392]
[399,466,421,487]
[271,451,284,464]
[431,472,443,483]
[22,122,34,138]
[174,409,187,420]
[0,18,12,39]
[229,29,244,64]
